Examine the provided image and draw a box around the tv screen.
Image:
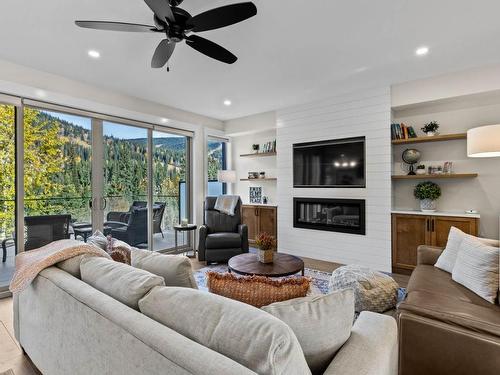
[293,137,365,187]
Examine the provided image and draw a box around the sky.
[45,111,182,140]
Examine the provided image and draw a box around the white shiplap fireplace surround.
[276,87,392,272]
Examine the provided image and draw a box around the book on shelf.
[391,123,418,140]
[261,140,276,153]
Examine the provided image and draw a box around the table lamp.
[217,170,237,194]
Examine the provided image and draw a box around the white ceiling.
[1,0,500,121]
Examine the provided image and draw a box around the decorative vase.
[416,169,426,175]
[426,131,437,137]
[420,199,437,212]
[258,249,274,263]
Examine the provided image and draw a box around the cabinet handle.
[426,218,430,232]
[431,219,435,232]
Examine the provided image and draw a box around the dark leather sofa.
[198,197,249,264]
[397,245,500,375]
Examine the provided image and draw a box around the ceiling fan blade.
[185,35,237,64]
[75,21,156,32]
[187,2,257,33]
[144,0,175,23]
[151,39,176,68]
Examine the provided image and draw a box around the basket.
[257,249,274,263]
[206,271,311,308]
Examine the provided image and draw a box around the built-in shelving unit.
[391,173,478,180]
[391,133,467,145]
[239,152,277,158]
[240,178,277,181]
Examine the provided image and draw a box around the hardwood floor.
[0,255,409,374]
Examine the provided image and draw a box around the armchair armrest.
[104,221,129,229]
[198,225,208,261]
[324,312,398,375]
[238,224,249,253]
[417,245,444,266]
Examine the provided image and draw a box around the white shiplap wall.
[276,87,392,272]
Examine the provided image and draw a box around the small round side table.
[173,224,197,258]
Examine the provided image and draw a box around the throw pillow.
[262,289,354,374]
[139,286,312,375]
[131,248,197,289]
[435,226,499,273]
[80,257,165,309]
[109,239,131,265]
[206,271,310,308]
[328,265,399,313]
[452,235,499,304]
[86,230,108,250]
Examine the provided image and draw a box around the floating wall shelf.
[239,152,277,158]
[391,173,478,180]
[391,133,467,145]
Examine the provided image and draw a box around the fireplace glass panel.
[294,198,365,235]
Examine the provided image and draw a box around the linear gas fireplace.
[293,198,365,235]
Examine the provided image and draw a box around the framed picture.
[249,187,262,204]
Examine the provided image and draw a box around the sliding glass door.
[102,121,149,248]
[152,130,190,252]
[0,103,17,291]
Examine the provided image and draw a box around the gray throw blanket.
[214,195,239,216]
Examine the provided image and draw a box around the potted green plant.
[414,181,441,212]
[416,164,426,175]
[255,232,276,263]
[252,144,260,154]
[421,121,440,137]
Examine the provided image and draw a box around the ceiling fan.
[75,0,257,69]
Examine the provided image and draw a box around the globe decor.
[256,232,276,264]
[414,181,441,212]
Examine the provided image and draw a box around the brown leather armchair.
[397,245,500,375]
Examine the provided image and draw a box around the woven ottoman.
[328,265,399,313]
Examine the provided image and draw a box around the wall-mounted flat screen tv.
[293,136,365,188]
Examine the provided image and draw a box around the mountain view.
[0,106,224,240]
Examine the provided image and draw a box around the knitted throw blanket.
[9,239,111,293]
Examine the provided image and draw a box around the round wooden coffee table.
[228,253,304,277]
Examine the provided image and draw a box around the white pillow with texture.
[131,248,197,289]
[435,227,499,273]
[262,289,354,374]
[452,235,499,304]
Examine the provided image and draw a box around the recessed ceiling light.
[415,46,429,56]
[35,89,47,98]
[88,50,100,59]
[223,99,232,106]
[161,118,169,123]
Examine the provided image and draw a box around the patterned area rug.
[194,264,406,302]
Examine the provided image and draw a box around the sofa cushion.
[207,271,310,308]
[139,286,311,375]
[205,232,241,248]
[435,226,499,273]
[80,257,165,310]
[56,254,88,279]
[131,248,197,289]
[398,290,500,338]
[407,265,494,308]
[262,289,354,374]
[452,236,499,304]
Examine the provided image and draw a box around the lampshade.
[467,124,500,158]
[217,170,237,183]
